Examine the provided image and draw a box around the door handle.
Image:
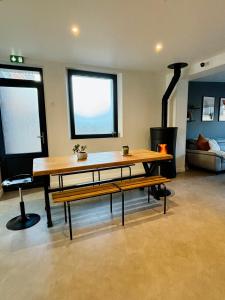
[37,132,45,144]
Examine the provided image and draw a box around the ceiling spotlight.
[71,26,80,36]
[155,43,163,53]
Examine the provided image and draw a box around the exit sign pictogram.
[10,55,24,64]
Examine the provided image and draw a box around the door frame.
[0,64,48,183]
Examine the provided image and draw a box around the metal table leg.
[44,182,53,228]
[122,191,125,226]
[110,194,113,213]
[67,202,73,240]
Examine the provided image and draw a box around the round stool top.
[2,174,33,188]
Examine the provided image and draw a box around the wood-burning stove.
[150,62,188,179]
[150,127,177,178]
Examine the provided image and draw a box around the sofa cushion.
[196,134,210,151]
[208,139,220,151]
[216,139,225,151]
[208,149,225,159]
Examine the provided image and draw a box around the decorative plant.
[73,144,87,154]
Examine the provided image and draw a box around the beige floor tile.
[1,170,225,300]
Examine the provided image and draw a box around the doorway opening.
[186,68,225,172]
[0,65,48,189]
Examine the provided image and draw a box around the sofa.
[186,138,225,173]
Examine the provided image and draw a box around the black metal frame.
[218,97,225,122]
[55,164,133,236]
[49,173,143,194]
[58,175,67,223]
[121,182,167,226]
[161,62,188,128]
[0,64,49,188]
[67,69,118,139]
[66,191,116,240]
[97,165,132,182]
[64,177,167,240]
[44,161,161,228]
[201,96,215,122]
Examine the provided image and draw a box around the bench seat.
[52,183,120,240]
[114,176,170,226]
[52,183,120,203]
[115,176,170,191]
[53,176,170,240]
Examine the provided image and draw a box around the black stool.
[2,174,41,230]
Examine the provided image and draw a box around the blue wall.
[186,81,225,139]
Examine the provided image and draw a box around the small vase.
[77,152,88,160]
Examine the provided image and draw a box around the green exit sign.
[10,55,24,64]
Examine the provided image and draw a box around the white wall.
[42,61,163,185]
[43,50,225,175]
[0,58,162,188]
[41,61,161,156]
[158,69,189,173]
[1,50,225,193]
[171,80,188,172]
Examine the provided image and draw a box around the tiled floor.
[1,170,225,300]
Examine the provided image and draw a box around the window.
[67,69,118,138]
[0,65,42,81]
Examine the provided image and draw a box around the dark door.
[0,65,48,188]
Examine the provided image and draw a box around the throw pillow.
[196,134,210,151]
[208,139,220,151]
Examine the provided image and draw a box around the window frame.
[0,64,43,82]
[67,69,118,139]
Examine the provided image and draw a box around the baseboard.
[177,167,186,173]
[0,188,3,199]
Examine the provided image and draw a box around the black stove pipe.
[161,62,188,127]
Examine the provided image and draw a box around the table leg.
[142,162,159,176]
[142,162,159,199]
[122,191,125,226]
[44,183,53,228]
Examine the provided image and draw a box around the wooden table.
[33,149,172,227]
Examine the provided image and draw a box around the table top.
[33,149,173,176]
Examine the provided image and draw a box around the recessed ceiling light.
[155,43,163,53]
[71,26,80,37]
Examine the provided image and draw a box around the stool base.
[154,188,171,200]
[6,214,40,231]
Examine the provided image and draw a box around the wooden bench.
[114,176,170,225]
[52,164,134,224]
[52,176,170,240]
[52,183,120,240]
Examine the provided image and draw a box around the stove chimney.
[162,62,188,127]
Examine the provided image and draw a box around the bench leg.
[122,191,125,226]
[92,171,95,184]
[163,184,167,214]
[58,176,61,190]
[129,166,131,177]
[110,194,113,213]
[67,202,73,240]
[59,175,67,223]
[44,183,53,228]
[64,202,67,223]
[121,168,123,180]
[148,186,150,203]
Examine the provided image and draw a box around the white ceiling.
[1,0,225,71]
